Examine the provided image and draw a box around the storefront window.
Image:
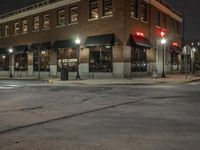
[89,0,99,19]
[0,55,9,71]
[15,53,28,71]
[171,53,179,71]
[57,48,77,72]
[33,50,50,71]
[103,0,113,16]
[69,6,78,24]
[131,48,147,72]
[89,46,112,72]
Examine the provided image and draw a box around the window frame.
[22,19,28,33]
[57,9,65,26]
[69,5,78,24]
[89,0,99,20]
[103,0,113,17]
[42,14,50,29]
[14,21,20,35]
[33,16,40,31]
[140,2,148,22]
[131,0,138,18]
[4,24,9,37]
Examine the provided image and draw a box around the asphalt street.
[0,80,200,150]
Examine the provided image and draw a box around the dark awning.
[0,48,8,54]
[13,45,28,53]
[84,33,115,47]
[53,39,76,49]
[129,35,152,48]
[29,42,51,51]
[170,45,181,54]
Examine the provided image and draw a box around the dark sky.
[0,0,199,40]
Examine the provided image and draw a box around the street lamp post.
[75,37,81,80]
[191,47,196,75]
[8,48,13,78]
[161,38,166,78]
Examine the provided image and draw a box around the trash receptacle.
[152,69,157,79]
[61,68,68,80]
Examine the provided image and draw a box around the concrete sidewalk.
[1,74,200,85]
[48,74,200,85]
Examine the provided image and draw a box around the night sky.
[0,0,199,40]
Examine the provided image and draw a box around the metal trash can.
[152,69,157,79]
[61,68,68,80]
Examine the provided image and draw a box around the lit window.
[131,0,138,18]
[22,19,28,33]
[33,16,40,31]
[69,6,78,24]
[89,0,99,19]
[155,11,160,26]
[14,22,20,34]
[4,24,9,37]
[43,14,50,29]
[140,2,147,22]
[34,50,50,71]
[103,0,112,16]
[89,46,113,72]
[57,10,65,26]
[15,53,28,71]
[57,48,77,72]
[0,26,3,37]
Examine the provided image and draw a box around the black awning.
[29,42,51,51]
[170,45,181,54]
[53,39,76,49]
[0,48,8,54]
[129,35,152,48]
[84,33,114,47]
[13,45,28,53]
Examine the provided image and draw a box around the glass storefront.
[15,53,28,71]
[89,45,112,72]
[170,52,179,71]
[57,48,77,72]
[131,48,147,72]
[0,54,9,71]
[33,50,50,71]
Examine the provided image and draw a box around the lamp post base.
[161,73,165,78]
[76,73,81,80]
[9,73,13,78]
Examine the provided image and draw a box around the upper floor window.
[155,11,160,26]
[171,19,180,34]
[140,2,147,22]
[103,0,113,16]
[22,19,28,33]
[4,24,9,37]
[33,16,40,31]
[14,22,20,35]
[0,26,3,37]
[162,14,166,28]
[43,14,50,29]
[131,0,138,18]
[69,6,78,24]
[89,0,99,19]
[57,9,65,26]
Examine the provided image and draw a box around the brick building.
[0,0,183,78]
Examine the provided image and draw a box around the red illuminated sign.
[136,32,144,37]
[172,42,178,46]
[157,27,167,38]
